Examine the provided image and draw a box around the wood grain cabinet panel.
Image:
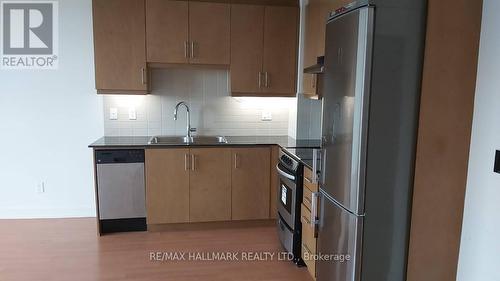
[189,2,230,65]
[230,4,298,97]
[146,0,189,64]
[269,145,279,219]
[231,147,271,220]
[189,148,232,222]
[145,149,190,224]
[263,6,299,96]
[92,0,147,93]
[230,4,265,94]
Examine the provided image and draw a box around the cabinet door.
[189,148,232,222]
[232,147,271,220]
[269,145,279,219]
[302,1,321,96]
[93,0,147,92]
[146,0,189,64]
[189,2,230,65]
[145,149,190,224]
[230,4,265,95]
[262,6,299,96]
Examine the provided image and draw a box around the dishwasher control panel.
[96,149,144,164]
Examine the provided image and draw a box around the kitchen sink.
[148,136,228,145]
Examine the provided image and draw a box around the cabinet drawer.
[301,203,317,279]
[301,241,316,279]
[300,204,317,254]
[303,185,313,211]
[303,167,318,192]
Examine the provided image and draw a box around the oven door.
[276,163,297,230]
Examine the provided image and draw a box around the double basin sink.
[148,136,228,145]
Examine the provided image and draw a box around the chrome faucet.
[174,101,196,142]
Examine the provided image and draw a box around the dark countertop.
[281,147,321,170]
[89,136,321,150]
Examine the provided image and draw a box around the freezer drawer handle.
[276,164,295,181]
[311,192,320,226]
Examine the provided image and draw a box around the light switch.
[261,111,272,121]
[128,107,137,120]
[109,108,118,120]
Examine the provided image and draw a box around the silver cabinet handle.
[141,67,147,85]
[191,154,196,171]
[276,164,295,181]
[190,41,195,58]
[264,72,269,88]
[184,41,189,58]
[234,154,239,169]
[312,74,316,89]
[304,177,313,184]
[184,154,190,171]
[258,72,262,88]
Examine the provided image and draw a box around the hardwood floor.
[0,218,312,281]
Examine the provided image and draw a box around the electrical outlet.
[128,107,137,120]
[109,107,118,120]
[37,181,46,194]
[261,111,272,121]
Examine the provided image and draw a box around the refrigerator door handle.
[311,192,320,225]
[312,149,319,184]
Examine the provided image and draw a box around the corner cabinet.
[92,0,148,94]
[230,4,299,97]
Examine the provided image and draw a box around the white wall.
[0,0,103,218]
[102,68,294,137]
[457,0,500,280]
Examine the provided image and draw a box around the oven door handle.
[276,164,296,181]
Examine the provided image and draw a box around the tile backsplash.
[103,68,295,137]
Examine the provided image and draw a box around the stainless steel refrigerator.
[316,1,427,281]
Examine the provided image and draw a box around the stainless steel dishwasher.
[96,150,147,234]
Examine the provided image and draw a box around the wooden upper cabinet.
[229,4,298,97]
[145,0,229,65]
[302,0,349,98]
[230,4,265,94]
[92,0,147,93]
[189,2,230,65]
[263,6,298,96]
[146,0,189,64]
[231,147,271,220]
[189,148,232,222]
[145,149,190,225]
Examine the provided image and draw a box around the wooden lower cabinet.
[145,148,190,224]
[189,148,232,222]
[231,147,271,220]
[302,167,319,280]
[269,145,279,219]
[146,146,275,226]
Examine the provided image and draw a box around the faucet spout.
[173,101,194,141]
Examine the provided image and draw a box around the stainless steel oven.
[276,148,304,264]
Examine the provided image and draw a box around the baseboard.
[0,206,96,219]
